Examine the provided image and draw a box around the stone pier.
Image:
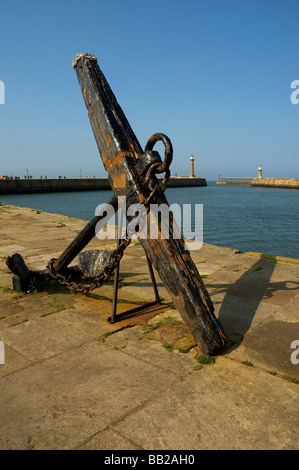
[0,204,298,450]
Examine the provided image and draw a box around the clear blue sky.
[1,0,298,179]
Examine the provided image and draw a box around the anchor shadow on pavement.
[211,258,299,352]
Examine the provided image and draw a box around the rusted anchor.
[6,53,227,355]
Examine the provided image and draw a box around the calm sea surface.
[1,182,298,259]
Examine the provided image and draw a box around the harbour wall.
[216,181,251,186]
[0,176,207,195]
[0,178,111,194]
[251,178,299,189]
[167,176,207,187]
[217,178,299,189]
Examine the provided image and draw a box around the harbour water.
[1,182,298,259]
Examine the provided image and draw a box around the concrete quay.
[0,204,298,450]
[217,177,299,189]
[0,176,206,195]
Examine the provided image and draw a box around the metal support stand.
[109,251,161,324]
[108,209,162,324]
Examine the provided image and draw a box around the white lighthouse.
[258,165,262,179]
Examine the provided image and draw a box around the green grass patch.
[105,273,126,285]
[98,331,115,343]
[162,343,174,352]
[56,304,74,312]
[178,348,190,353]
[40,304,74,317]
[0,285,14,293]
[268,370,277,376]
[282,375,299,384]
[40,311,56,318]
[142,316,177,335]
[253,266,262,272]
[193,364,203,371]
[212,286,222,292]
[9,318,28,327]
[241,360,254,367]
[196,355,215,365]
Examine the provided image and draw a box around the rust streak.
[101,150,135,172]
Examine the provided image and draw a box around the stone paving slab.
[0,341,177,450]
[0,204,298,450]
[0,345,31,379]
[101,326,196,378]
[78,428,140,450]
[231,316,299,380]
[211,291,280,336]
[113,357,299,450]
[274,294,299,323]
[0,307,111,363]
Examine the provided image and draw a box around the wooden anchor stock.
[72,53,227,355]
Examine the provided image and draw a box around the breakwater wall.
[216,177,253,186]
[216,181,251,186]
[0,178,111,194]
[251,178,299,189]
[0,176,207,195]
[167,176,207,187]
[217,178,299,189]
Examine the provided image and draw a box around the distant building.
[258,165,262,179]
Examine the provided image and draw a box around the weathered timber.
[72,53,227,355]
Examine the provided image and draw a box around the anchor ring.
[144,133,173,174]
